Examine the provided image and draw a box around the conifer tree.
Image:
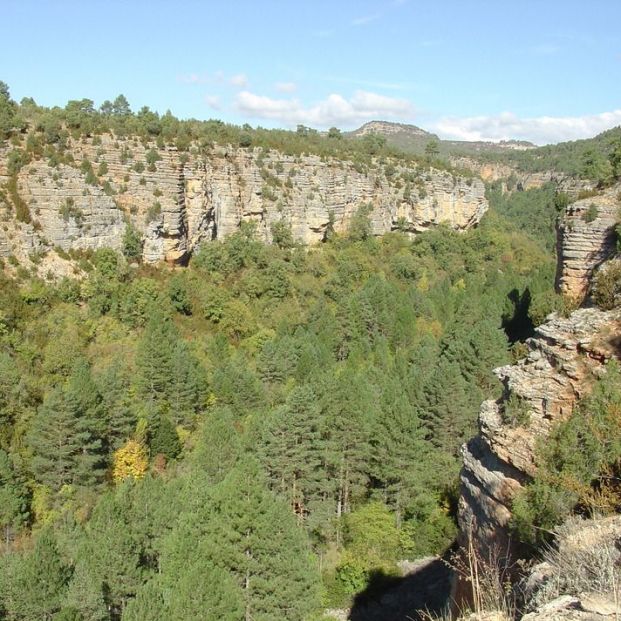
[161,459,321,621]
[169,340,207,425]
[259,384,322,519]
[3,530,71,620]
[0,449,29,543]
[369,376,430,523]
[149,415,181,460]
[28,386,79,490]
[135,310,177,411]
[320,369,376,520]
[69,492,146,619]
[97,361,137,450]
[189,406,241,483]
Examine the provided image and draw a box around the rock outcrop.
[449,156,595,198]
[0,135,487,274]
[458,179,621,559]
[458,307,621,556]
[557,184,620,302]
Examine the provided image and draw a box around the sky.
[1,0,620,145]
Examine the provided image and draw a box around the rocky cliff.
[0,135,487,274]
[459,307,621,555]
[458,186,621,558]
[557,183,620,302]
[449,156,594,198]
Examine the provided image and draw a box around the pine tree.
[0,449,29,543]
[369,376,430,523]
[422,356,479,454]
[198,459,321,620]
[64,360,106,487]
[320,369,376,521]
[158,459,320,621]
[28,387,73,490]
[97,361,137,450]
[189,406,241,484]
[149,415,181,460]
[4,530,71,620]
[259,384,322,520]
[169,340,207,425]
[69,491,146,619]
[135,311,177,411]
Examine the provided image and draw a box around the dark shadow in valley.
[502,288,534,344]
[348,554,454,621]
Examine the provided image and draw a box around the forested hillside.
[0,176,559,618]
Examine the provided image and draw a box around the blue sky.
[1,0,620,144]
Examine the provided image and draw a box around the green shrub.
[146,202,162,223]
[511,361,621,546]
[122,223,143,261]
[145,148,161,166]
[592,260,621,309]
[582,203,599,223]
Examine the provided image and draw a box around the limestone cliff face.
[458,179,620,557]
[450,156,594,198]
[458,307,621,554]
[0,136,487,273]
[557,183,620,302]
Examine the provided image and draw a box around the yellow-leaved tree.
[112,439,148,483]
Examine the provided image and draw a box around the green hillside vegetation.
[0,82,462,176]
[346,119,621,187]
[0,179,560,618]
[474,125,621,184]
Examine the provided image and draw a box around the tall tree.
[2,530,71,620]
[0,449,29,544]
[161,459,321,621]
[28,361,105,491]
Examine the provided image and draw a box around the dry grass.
[421,533,517,621]
[525,515,621,619]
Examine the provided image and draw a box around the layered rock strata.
[557,184,620,302]
[458,307,621,557]
[450,156,595,198]
[0,135,487,273]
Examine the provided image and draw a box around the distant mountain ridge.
[349,120,536,156]
[351,120,438,140]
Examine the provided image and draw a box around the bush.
[122,223,143,261]
[146,202,162,224]
[592,259,621,310]
[145,148,161,166]
[348,203,373,241]
[582,203,599,223]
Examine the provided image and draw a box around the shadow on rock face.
[348,555,454,621]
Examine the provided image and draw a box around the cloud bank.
[235,89,414,128]
[434,110,621,145]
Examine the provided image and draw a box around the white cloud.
[433,110,621,145]
[204,95,221,110]
[235,89,414,128]
[229,73,248,88]
[275,81,297,93]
